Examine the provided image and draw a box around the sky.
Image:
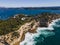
[0,0,60,7]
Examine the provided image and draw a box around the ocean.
[20,19,60,45]
[0,9,60,20]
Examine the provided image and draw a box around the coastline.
[19,18,60,45]
[13,21,39,45]
[14,18,60,45]
[0,13,60,45]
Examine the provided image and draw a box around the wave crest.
[20,19,60,45]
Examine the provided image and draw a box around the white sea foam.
[20,18,60,45]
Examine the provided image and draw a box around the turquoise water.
[36,19,60,45]
[20,19,60,45]
[0,9,60,20]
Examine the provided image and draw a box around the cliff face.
[0,13,60,45]
[0,20,39,45]
[36,13,60,27]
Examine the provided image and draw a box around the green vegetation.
[0,14,33,35]
[0,13,60,35]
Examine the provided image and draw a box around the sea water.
[20,19,60,45]
[0,9,60,20]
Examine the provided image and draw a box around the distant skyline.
[0,0,60,7]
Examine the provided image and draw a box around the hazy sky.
[0,0,60,7]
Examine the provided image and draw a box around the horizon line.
[0,6,60,8]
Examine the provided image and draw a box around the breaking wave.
[20,18,60,45]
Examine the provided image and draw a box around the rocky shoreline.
[0,13,60,45]
[0,20,39,45]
